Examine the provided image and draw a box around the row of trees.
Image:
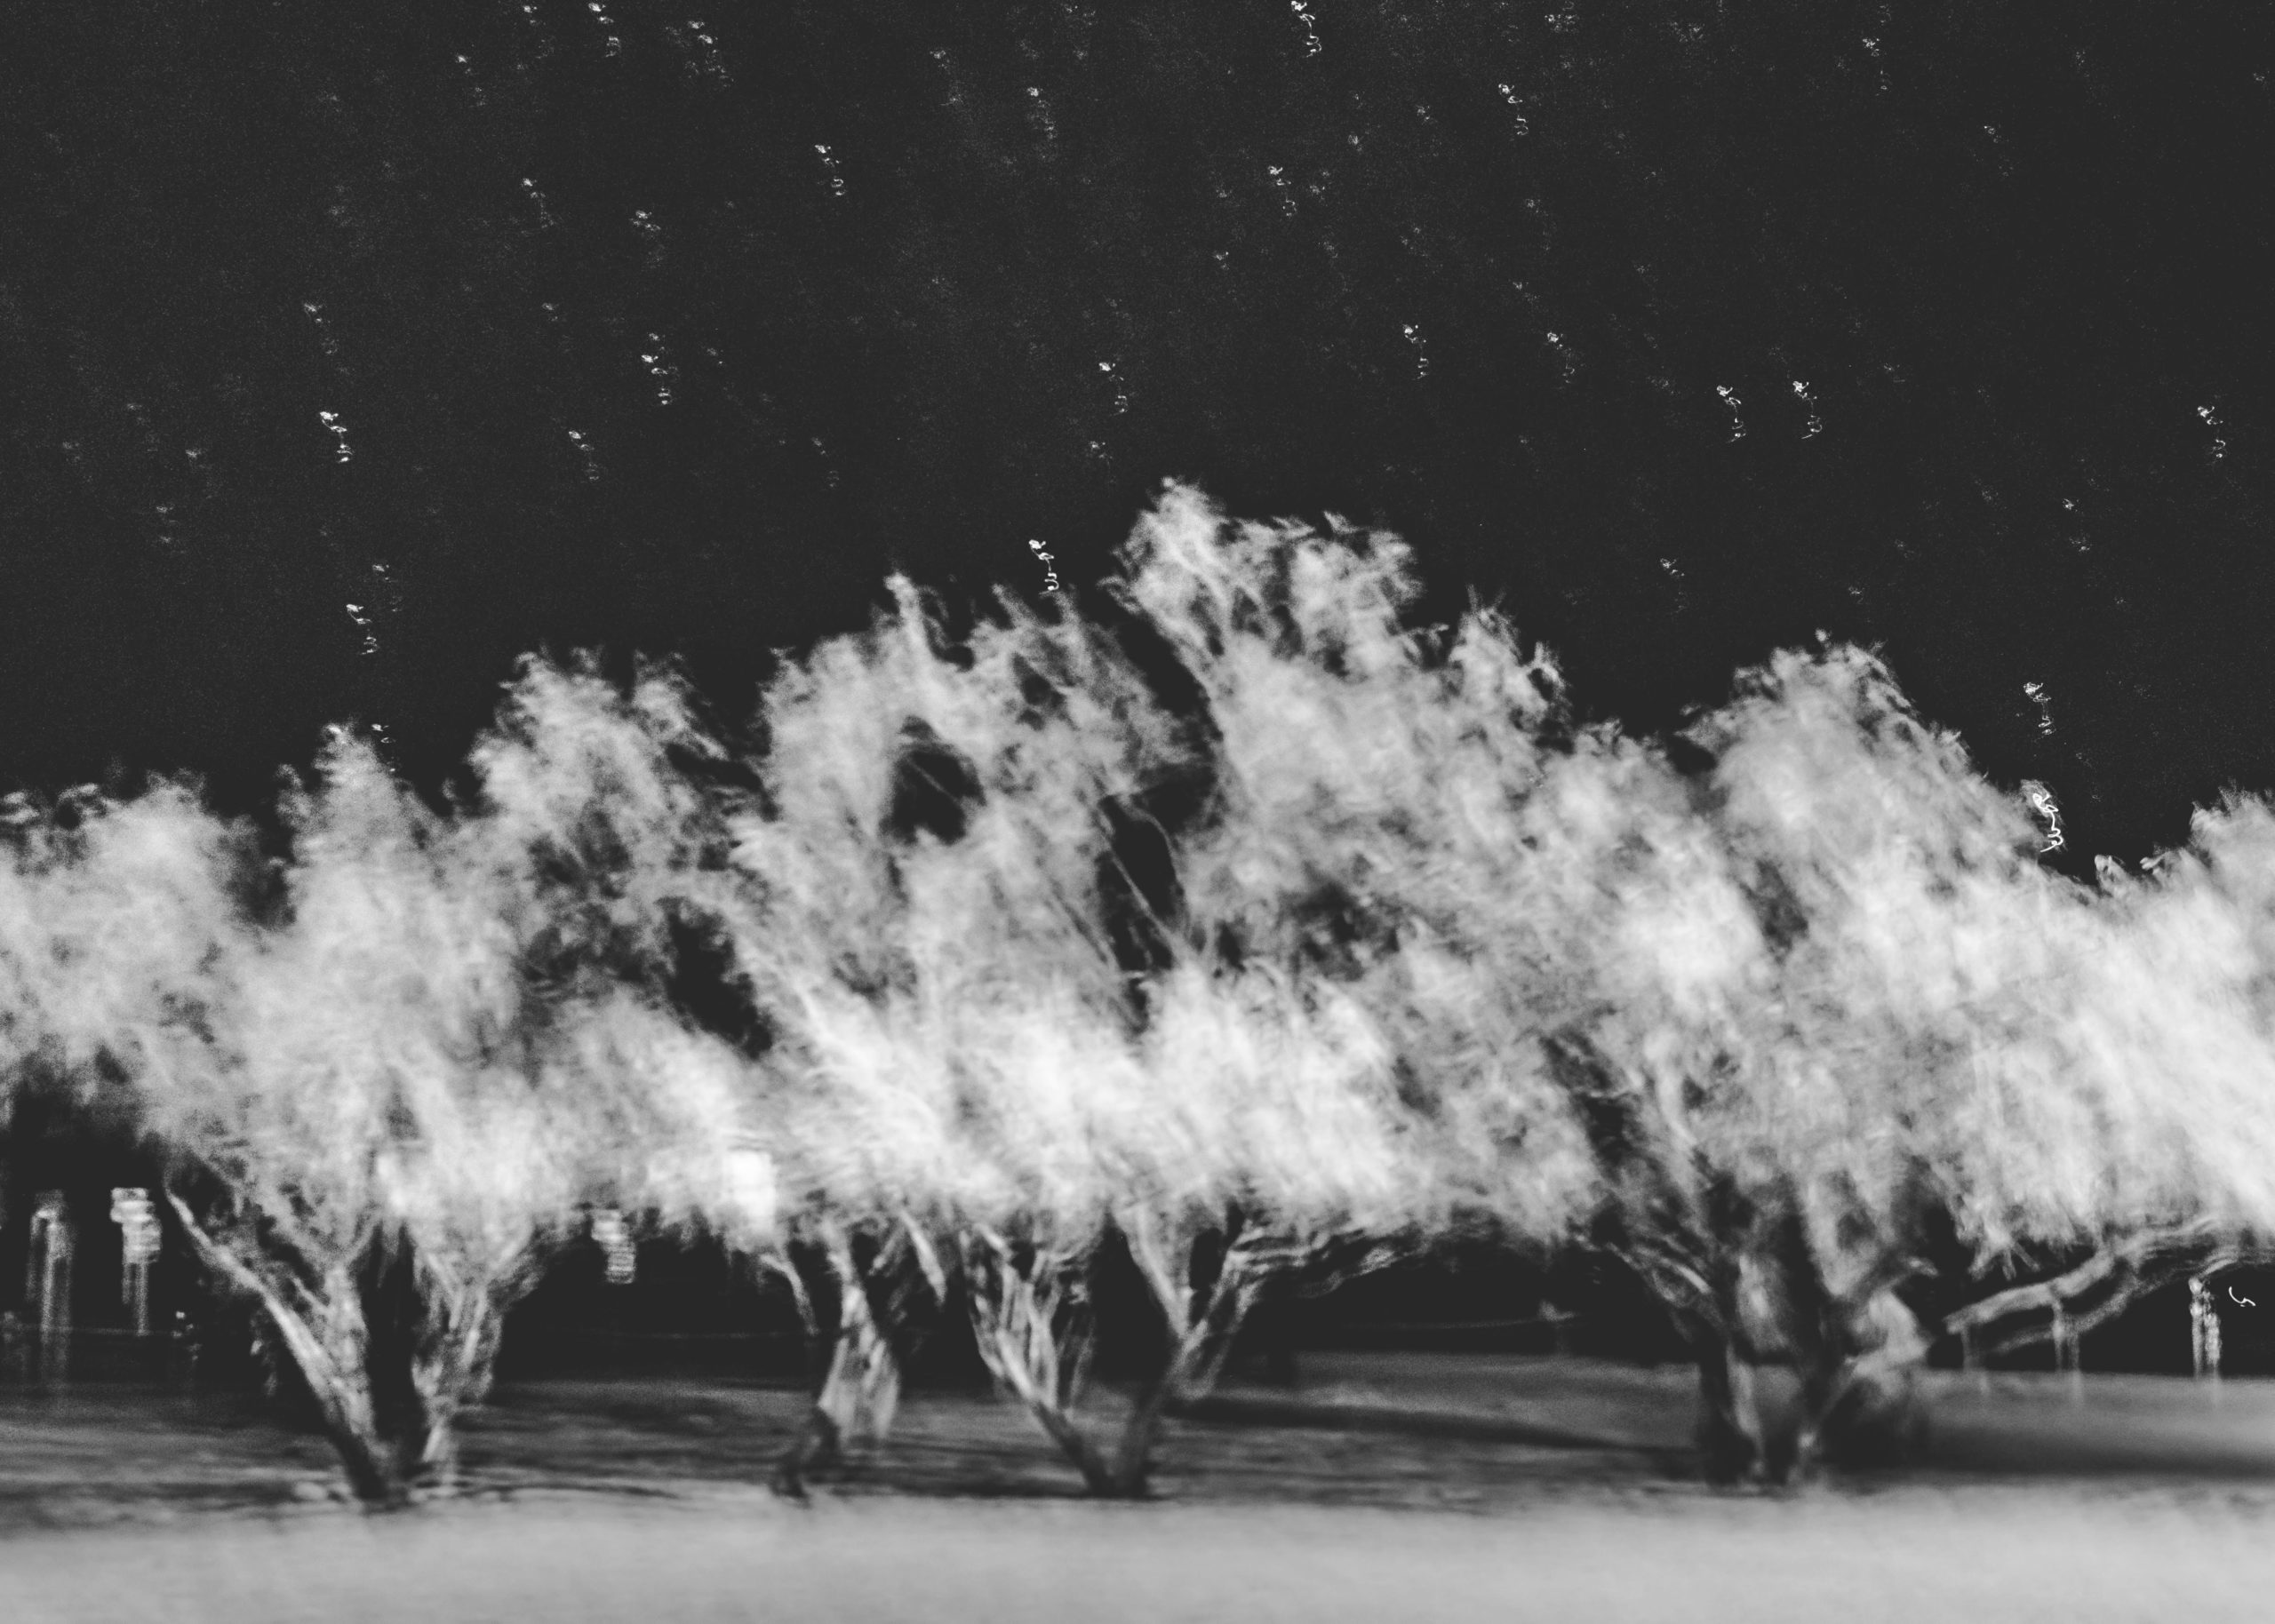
[6,482,2275,1504]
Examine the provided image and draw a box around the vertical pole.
[1961,1322,1988,1396]
[20,1211,46,1384]
[2191,1274,2225,1387]
[2063,1309,2085,1405]
[112,1190,159,1349]
[2191,1278,2208,1379]
[49,1218,73,1384]
[32,1219,50,1380]
[33,1197,73,1386]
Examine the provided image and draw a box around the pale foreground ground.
[9,1485,2275,1623]
[8,1355,2275,1621]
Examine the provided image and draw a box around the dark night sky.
[4,1,2273,878]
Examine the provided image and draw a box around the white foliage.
[1106,482,1608,1245]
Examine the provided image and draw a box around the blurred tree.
[1095,484,2275,1486]
[706,526,1447,1496]
[0,657,756,1504]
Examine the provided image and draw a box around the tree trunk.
[816,1288,900,1440]
[1105,1207,1274,1496]
[1692,1321,1768,1485]
[403,1269,512,1493]
[1100,1305,1251,1498]
[164,1193,407,1508]
[960,1224,1119,1494]
[759,1241,834,1496]
[813,1223,902,1446]
[770,1217,945,1498]
[1625,1168,1936,1491]
[462,1310,506,1407]
[1789,1286,1932,1476]
[776,1261,894,1493]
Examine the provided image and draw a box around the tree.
[1097,490,2063,1485]
[0,656,756,1505]
[1632,641,2275,1481]
[0,754,439,1501]
[747,824,1425,1501]
[1111,487,2275,1489]
[708,563,1197,1492]
[701,530,1453,1497]
[343,653,759,1493]
[143,733,591,1501]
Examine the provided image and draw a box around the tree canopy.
[8,482,2275,1499]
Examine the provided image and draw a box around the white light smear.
[300,301,340,358]
[586,1,621,55]
[1289,0,1321,57]
[344,601,378,658]
[2199,404,2229,463]
[814,144,845,197]
[1403,322,1429,380]
[565,428,600,482]
[669,18,730,86]
[1027,537,1060,594]
[1545,330,1577,383]
[1792,378,1824,438]
[638,331,678,406]
[1717,385,1746,441]
[2024,680,2055,738]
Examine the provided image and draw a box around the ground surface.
[14,1487,2275,1624]
[5,1354,2275,1620]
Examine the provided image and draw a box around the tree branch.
[1940,1222,2238,1354]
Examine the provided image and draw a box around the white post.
[2190,1277,2208,1379]
[2191,1274,2224,1384]
[28,1195,73,1384]
[112,1189,159,1338]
